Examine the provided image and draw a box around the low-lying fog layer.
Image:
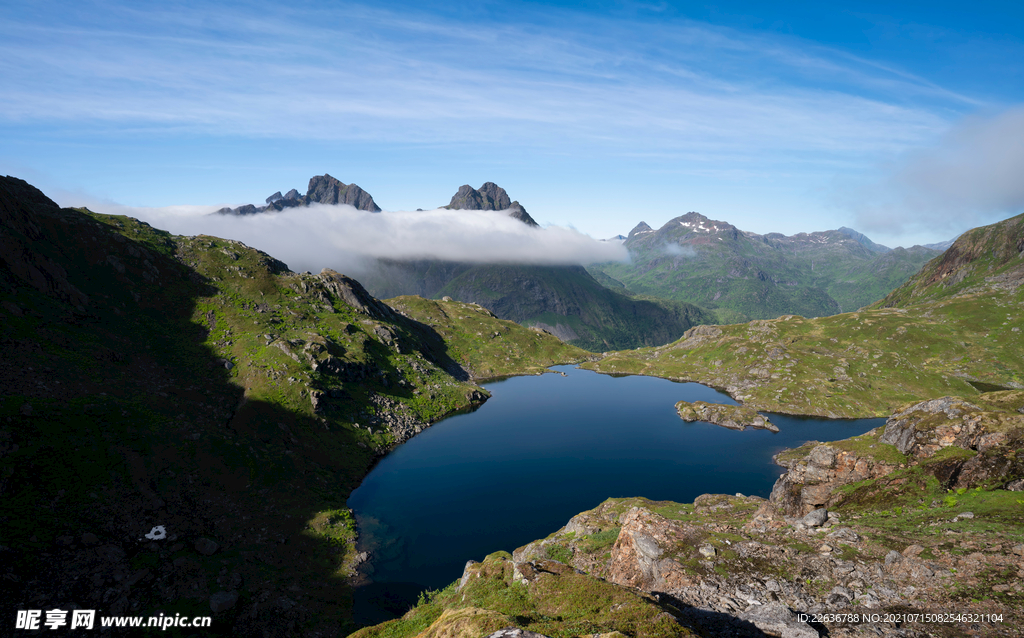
[103,203,629,274]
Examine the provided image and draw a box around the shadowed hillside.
[0,176,585,636]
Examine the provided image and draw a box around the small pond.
[349,365,885,623]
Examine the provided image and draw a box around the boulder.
[209,590,238,613]
[194,538,219,556]
[738,602,817,638]
[797,508,828,527]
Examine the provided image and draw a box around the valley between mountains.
[1,174,1022,637]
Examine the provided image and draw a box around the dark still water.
[348,365,884,622]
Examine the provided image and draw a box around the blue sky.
[3,0,1023,247]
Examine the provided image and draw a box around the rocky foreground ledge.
[353,391,1024,638]
[675,400,778,432]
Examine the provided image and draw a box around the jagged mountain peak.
[267,188,301,203]
[836,226,890,253]
[447,182,512,211]
[444,182,539,227]
[305,174,381,211]
[215,174,381,216]
[626,213,737,247]
[669,212,736,233]
[628,221,653,237]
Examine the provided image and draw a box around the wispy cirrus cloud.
[0,2,957,162]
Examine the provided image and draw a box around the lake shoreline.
[346,365,886,625]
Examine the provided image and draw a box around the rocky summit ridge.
[444,182,539,227]
[216,173,382,215]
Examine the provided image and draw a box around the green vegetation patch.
[386,295,590,379]
[355,552,695,638]
[830,431,908,465]
[584,280,1022,418]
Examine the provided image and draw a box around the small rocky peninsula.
[675,400,779,432]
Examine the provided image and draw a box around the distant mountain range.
[588,212,941,322]
[214,177,538,226]
[214,175,697,351]
[211,175,946,344]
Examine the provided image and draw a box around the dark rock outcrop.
[768,430,902,516]
[878,396,1023,457]
[316,268,395,321]
[0,176,90,308]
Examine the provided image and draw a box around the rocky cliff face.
[771,394,1024,517]
[769,431,904,517]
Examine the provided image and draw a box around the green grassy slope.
[385,295,592,378]
[433,264,715,352]
[584,214,1023,418]
[875,213,1024,308]
[0,176,585,636]
[349,551,695,638]
[358,259,716,352]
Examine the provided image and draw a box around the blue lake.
[348,365,885,622]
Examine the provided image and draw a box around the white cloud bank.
[843,107,1024,239]
[106,203,628,274]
